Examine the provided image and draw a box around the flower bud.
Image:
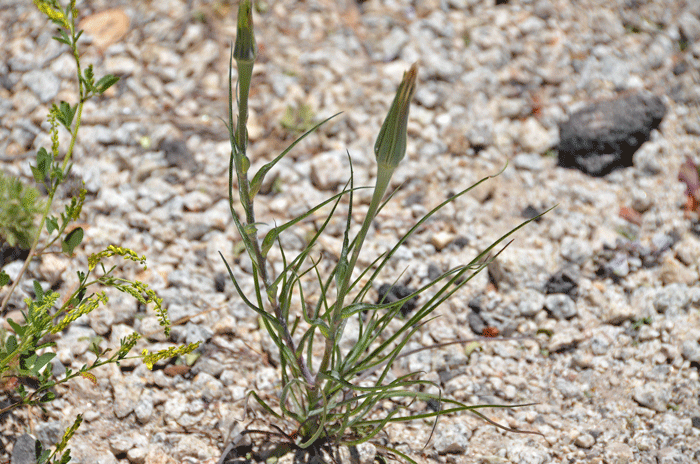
[374,63,418,171]
[234,0,257,64]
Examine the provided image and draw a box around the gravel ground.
[2,0,700,463]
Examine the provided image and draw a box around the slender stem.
[316,166,394,389]
[231,65,314,388]
[0,31,85,312]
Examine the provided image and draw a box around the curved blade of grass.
[350,172,499,302]
[218,251,276,324]
[250,113,341,199]
[296,389,330,449]
[263,184,367,265]
[351,207,553,375]
[247,390,284,422]
[358,394,543,436]
[374,444,418,464]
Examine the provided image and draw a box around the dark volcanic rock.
[557,93,666,176]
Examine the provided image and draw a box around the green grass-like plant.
[222,2,544,461]
[0,2,199,463]
[0,172,45,250]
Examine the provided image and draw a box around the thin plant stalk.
[1,5,84,313]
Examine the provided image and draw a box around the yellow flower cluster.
[33,0,70,29]
[141,342,201,370]
[51,292,107,333]
[88,245,147,271]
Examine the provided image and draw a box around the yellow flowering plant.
[0,2,199,463]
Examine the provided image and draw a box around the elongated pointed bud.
[234,0,257,64]
[374,63,417,171]
[233,0,256,155]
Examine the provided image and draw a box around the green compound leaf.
[33,280,44,300]
[31,352,56,376]
[46,216,59,235]
[56,101,76,129]
[39,391,56,403]
[95,74,119,94]
[53,30,71,46]
[7,319,26,337]
[0,270,10,287]
[32,147,52,182]
[62,227,83,255]
[5,334,18,353]
[83,64,95,91]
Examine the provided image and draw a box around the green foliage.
[224,1,545,460]
[0,172,44,249]
[0,2,198,461]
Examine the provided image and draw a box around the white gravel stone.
[6,1,700,462]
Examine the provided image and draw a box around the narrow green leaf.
[311,319,331,339]
[95,74,120,94]
[249,113,340,198]
[260,186,365,257]
[53,30,71,46]
[33,280,44,300]
[5,334,17,353]
[7,319,25,337]
[33,352,56,374]
[46,216,59,235]
[33,147,51,182]
[39,392,56,403]
[62,227,83,255]
[340,303,380,319]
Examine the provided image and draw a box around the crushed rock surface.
[2,0,700,463]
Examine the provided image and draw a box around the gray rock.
[193,372,224,402]
[127,447,148,464]
[656,447,689,464]
[557,93,666,176]
[574,432,595,449]
[544,294,577,319]
[556,378,582,399]
[184,321,213,345]
[310,151,350,191]
[111,376,145,419]
[681,339,700,363]
[11,434,37,464]
[109,434,136,454]
[506,444,551,464]
[164,393,188,421]
[516,289,545,317]
[519,117,553,154]
[548,328,581,352]
[134,395,154,424]
[182,190,213,212]
[633,383,669,412]
[376,27,409,61]
[679,11,700,42]
[415,86,440,108]
[354,443,376,464]
[192,356,225,377]
[34,421,63,449]
[654,284,691,315]
[512,153,546,171]
[433,421,471,454]
[21,69,60,102]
